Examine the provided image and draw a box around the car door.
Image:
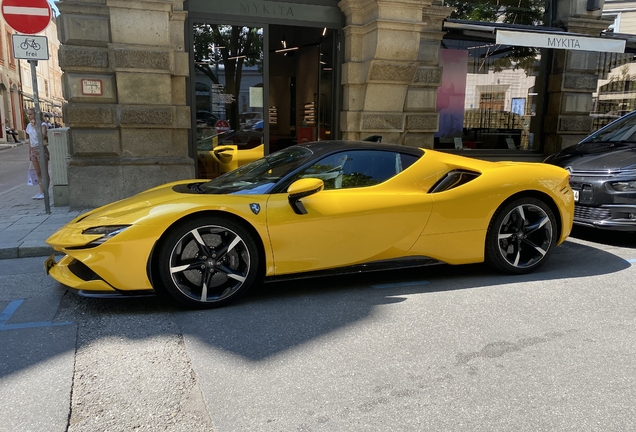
[265,150,434,276]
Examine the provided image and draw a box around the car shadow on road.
[570,226,636,248]
[52,235,632,363]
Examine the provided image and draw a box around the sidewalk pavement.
[0,180,86,260]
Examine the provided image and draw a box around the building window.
[0,31,4,65]
[7,31,15,69]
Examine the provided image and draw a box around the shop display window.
[436,39,547,152]
[592,52,636,131]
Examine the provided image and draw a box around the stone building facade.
[0,18,27,142]
[55,0,618,209]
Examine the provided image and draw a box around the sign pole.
[29,59,50,214]
[4,0,53,214]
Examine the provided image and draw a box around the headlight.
[82,225,130,246]
[611,181,636,192]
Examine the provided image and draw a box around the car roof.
[295,140,424,158]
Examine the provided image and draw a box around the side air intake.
[428,170,480,193]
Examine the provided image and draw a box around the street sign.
[2,0,51,35]
[215,119,231,133]
[12,34,49,60]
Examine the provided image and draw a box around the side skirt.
[264,257,444,283]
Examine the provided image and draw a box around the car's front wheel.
[485,197,557,274]
[157,216,260,308]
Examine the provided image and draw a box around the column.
[57,0,191,209]
[338,0,432,144]
[544,0,612,154]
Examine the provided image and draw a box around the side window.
[299,152,350,189]
[299,150,418,190]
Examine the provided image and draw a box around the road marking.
[0,299,72,331]
[372,280,430,289]
[628,259,636,263]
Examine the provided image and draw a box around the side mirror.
[211,145,236,164]
[287,178,324,215]
[362,135,382,143]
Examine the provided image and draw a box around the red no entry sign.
[2,0,51,35]
[215,119,231,133]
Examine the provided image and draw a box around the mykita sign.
[188,0,344,27]
[496,29,626,53]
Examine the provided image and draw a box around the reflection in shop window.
[592,52,636,131]
[437,0,547,151]
[192,23,264,145]
[436,41,544,151]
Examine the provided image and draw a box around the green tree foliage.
[446,0,546,25]
[446,0,548,75]
[193,24,263,128]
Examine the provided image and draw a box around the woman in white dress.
[26,108,49,200]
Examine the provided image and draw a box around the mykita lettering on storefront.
[436,5,632,159]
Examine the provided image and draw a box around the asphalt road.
[1,228,636,431]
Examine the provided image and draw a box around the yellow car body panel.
[197,137,265,177]
[47,181,274,291]
[266,169,432,274]
[406,156,573,264]
[46,146,574,296]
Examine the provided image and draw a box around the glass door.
[318,29,336,142]
[192,23,265,178]
[268,25,339,153]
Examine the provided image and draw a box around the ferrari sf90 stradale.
[46,141,574,308]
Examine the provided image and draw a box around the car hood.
[546,144,636,171]
[70,180,213,226]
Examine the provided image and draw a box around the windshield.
[200,146,314,194]
[582,112,636,144]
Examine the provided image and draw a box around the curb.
[0,245,56,260]
[0,141,27,151]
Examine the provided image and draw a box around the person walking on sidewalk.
[5,119,19,143]
[26,108,49,200]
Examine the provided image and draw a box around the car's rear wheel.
[157,216,259,308]
[485,197,557,274]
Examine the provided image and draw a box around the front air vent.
[68,259,102,281]
[428,170,480,193]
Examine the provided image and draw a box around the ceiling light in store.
[275,47,299,53]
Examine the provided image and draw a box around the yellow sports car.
[45,141,574,308]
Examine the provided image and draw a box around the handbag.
[27,162,38,186]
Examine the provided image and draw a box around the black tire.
[157,216,260,308]
[485,197,557,274]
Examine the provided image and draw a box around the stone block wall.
[338,0,452,146]
[544,0,614,154]
[56,0,192,209]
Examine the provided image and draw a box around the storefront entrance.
[268,25,336,152]
[188,0,343,178]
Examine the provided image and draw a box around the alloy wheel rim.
[497,204,553,269]
[169,225,250,302]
